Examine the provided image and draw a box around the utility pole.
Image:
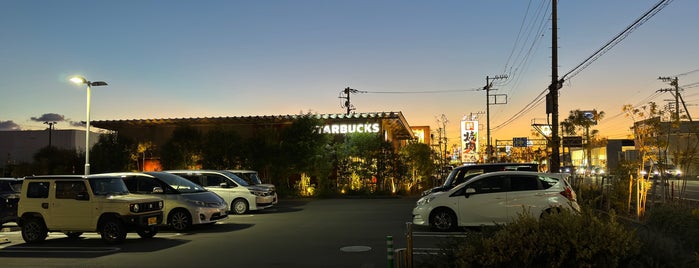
[484,75,508,162]
[548,0,562,173]
[658,76,680,122]
[340,87,358,115]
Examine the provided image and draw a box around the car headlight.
[417,196,436,206]
[159,201,164,209]
[188,200,206,207]
[250,190,268,197]
[130,203,140,213]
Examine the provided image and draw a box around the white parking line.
[2,246,121,253]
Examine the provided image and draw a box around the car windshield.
[0,180,22,193]
[221,171,250,186]
[234,172,262,185]
[151,173,207,193]
[90,177,130,196]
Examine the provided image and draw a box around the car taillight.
[560,187,576,202]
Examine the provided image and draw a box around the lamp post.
[70,76,108,175]
[43,121,57,147]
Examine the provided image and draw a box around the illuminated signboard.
[461,120,479,163]
[316,123,380,134]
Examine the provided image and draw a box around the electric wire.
[493,0,674,132]
[561,0,673,81]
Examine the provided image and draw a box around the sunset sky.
[1,0,697,148]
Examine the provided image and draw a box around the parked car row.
[6,169,276,244]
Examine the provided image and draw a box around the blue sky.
[1,0,698,147]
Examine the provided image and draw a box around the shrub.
[629,204,699,267]
[430,209,640,267]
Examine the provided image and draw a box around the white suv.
[17,175,164,244]
[166,170,276,215]
[413,171,580,231]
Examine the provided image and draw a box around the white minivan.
[413,171,580,231]
[106,172,229,232]
[166,170,276,215]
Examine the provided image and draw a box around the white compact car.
[413,171,580,231]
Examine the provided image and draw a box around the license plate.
[148,217,157,226]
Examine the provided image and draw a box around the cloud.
[70,121,85,127]
[0,120,21,130]
[31,113,66,122]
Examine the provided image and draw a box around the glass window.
[454,169,485,186]
[466,176,506,194]
[178,175,203,186]
[26,182,50,198]
[151,173,205,193]
[56,181,87,199]
[509,175,541,191]
[204,175,228,187]
[137,177,163,194]
[538,175,559,189]
[90,177,130,195]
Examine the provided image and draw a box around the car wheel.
[430,209,457,232]
[169,209,191,232]
[100,218,126,244]
[137,226,158,239]
[21,218,47,243]
[65,232,83,239]
[232,199,249,215]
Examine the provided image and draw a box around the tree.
[33,146,83,175]
[201,127,243,169]
[244,127,281,181]
[278,114,331,195]
[336,132,384,193]
[561,109,605,169]
[161,126,203,169]
[400,142,435,193]
[91,133,136,173]
[133,141,155,171]
[623,102,662,219]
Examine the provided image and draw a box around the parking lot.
[0,197,429,268]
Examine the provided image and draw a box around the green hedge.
[421,209,640,267]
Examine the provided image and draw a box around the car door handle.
[41,203,49,209]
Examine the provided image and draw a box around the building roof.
[92,111,414,140]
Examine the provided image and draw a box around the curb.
[0,223,20,232]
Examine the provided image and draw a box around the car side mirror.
[219,182,228,188]
[464,188,476,198]
[152,187,164,193]
[75,192,90,201]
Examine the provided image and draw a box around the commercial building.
[0,129,100,168]
[89,112,414,169]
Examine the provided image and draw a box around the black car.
[0,177,23,225]
[422,163,539,196]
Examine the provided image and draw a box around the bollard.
[406,222,413,268]
[387,235,394,268]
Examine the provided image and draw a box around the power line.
[561,0,673,81]
[356,88,482,94]
[493,0,674,132]
[673,68,699,77]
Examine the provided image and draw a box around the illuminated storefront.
[92,112,414,162]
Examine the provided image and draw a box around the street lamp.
[70,76,108,175]
[43,121,57,147]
